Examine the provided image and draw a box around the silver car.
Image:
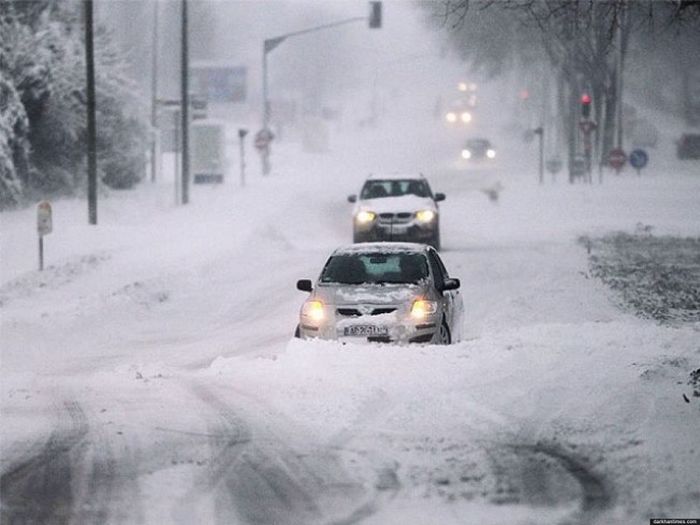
[295,243,463,344]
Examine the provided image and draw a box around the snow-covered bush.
[0,71,30,208]
[0,0,147,208]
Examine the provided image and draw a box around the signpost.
[37,201,52,271]
[579,119,597,183]
[629,148,649,175]
[254,128,274,176]
[607,148,627,173]
[238,128,248,187]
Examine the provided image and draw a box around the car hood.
[355,195,436,215]
[314,282,427,306]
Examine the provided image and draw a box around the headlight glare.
[460,112,472,123]
[461,149,472,159]
[487,149,496,159]
[302,300,325,323]
[445,112,457,123]
[415,210,436,223]
[411,299,438,319]
[356,210,376,223]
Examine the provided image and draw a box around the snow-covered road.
[2,119,699,524]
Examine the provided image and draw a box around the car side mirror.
[434,193,446,202]
[442,278,460,291]
[347,194,357,203]
[296,279,313,292]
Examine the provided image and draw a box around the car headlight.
[415,209,436,223]
[411,299,438,319]
[461,149,472,159]
[445,112,457,123]
[460,112,472,123]
[355,210,376,223]
[302,300,325,323]
[486,149,496,159]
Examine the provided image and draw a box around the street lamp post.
[534,127,544,185]
[260,2,381,176]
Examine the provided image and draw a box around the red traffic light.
[581,93,592,105]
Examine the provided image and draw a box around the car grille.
[377,212,412,225]
[336,307,397,317]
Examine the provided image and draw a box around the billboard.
[191,64,247,103]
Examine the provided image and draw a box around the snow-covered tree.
[0,0,147,208]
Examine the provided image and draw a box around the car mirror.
[296,279,313,292]
[347,194,357,203]
[442,278,460,291]
[434,193,446,202]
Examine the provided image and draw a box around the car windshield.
[320,252,429,285]
[465,139,490,150]
[360,179,431,200]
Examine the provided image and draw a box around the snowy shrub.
[0,0,147,205]
[0,71,30,209]
[584,233,700,323]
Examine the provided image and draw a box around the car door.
[428,249,463,340]
[426,248,452,326]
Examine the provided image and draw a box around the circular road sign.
[607,148,627,170]
[254,128,274,150]
[629,149,649,170]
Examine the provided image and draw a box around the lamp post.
[84,0,97,225]
[180,0,190,204]
[533,126,544,185]
[260,2,382,176]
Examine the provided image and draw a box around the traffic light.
[369,1,382,29]
[581,93,592,119]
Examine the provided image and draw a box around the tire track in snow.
[1,401,88,524]
[0,400,144,525]
[185,383,381,525]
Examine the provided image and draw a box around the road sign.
[579,119,597,135]
[629,149,648,173]
[607,148,627,171]
[254,128,274,150]
[37,201,52,236]
[191,64,247,103]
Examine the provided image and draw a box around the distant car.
[347,173,444,250]
[677,133,700,159]
[295,243,463,344]
[444,96,474,125]
[461,138,496,161]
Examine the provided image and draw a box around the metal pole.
[84,0,97,225]
[239,133,246,187]
[38,236,44,271]
[539,130,544,185]
[615,5,624,150]
[174,110,180,205]
[261,44,271,176]
[180,0,190,203]
[150,0,159,182]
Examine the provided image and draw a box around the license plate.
[343,325,389,337]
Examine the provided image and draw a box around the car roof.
[366,173,426,181]
[332,242,429,256]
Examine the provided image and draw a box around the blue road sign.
[629,149,649,170]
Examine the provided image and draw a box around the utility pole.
[150,0,159,182]
[180,0,190,204]
[84,0,97,224]
[615,4,625,150]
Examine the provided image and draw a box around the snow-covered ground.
[2,95,700,524]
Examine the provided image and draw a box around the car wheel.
[435,319,451,345]
[294,324,301,338]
